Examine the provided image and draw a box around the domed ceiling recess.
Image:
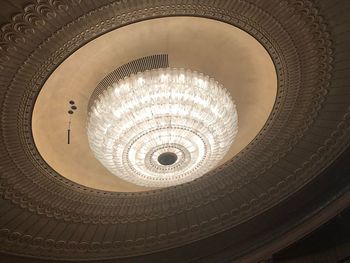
[32,17,276,191]
[0,1,349,263]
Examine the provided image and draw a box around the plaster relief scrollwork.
[0,0,349,260]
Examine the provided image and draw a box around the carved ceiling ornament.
[0,0,349,261]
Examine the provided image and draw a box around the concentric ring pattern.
[87,68,238,187]
[0,0,349,261]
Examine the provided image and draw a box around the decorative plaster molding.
[0,0,349,260]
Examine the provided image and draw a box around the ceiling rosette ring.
[0,0,349,261]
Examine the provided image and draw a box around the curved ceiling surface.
[32,17,277,192]
[0,0,349,262]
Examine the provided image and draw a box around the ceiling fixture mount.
[87,68,238,187]
[158,152,178,166]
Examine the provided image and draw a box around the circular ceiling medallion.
[32,17,277,191]
[87,68,238,187]
[1,0,348,261]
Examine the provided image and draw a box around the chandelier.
[87,68,238,187]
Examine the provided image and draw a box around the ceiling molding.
[0,0,349,261]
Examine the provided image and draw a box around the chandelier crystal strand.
[87,68,238,187]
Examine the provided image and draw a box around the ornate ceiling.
[31,16,277,191]
[0,0,349,262]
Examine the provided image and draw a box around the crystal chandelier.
[87,68,238,187]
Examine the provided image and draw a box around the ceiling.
[0,0,349,262]
[32,17,276,191]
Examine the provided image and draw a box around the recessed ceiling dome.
[2,1,350,262]
[87,68,238,187]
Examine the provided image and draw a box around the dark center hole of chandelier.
[158,152,178,166]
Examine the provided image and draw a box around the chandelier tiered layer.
[87,68,238,187]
